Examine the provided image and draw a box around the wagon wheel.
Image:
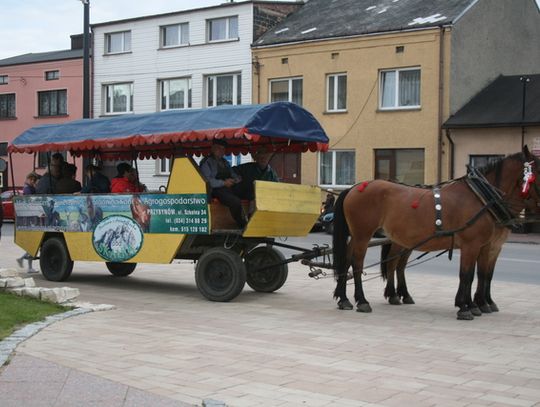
[195,247,246,302]
[106,262,137,277]
[40,236,74,282]
[244,246,288,293]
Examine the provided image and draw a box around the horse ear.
[523,145,532,159]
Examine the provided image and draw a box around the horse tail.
[380,242,392,281]
[333,188,351,281]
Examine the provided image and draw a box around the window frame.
[469,154,504,169]
[379,67,421,110]
[374,148,425,185]
[0,93,16,119]
[206,16,239,42]
[326,73,347,112]
[156,157,172,175]
[269,77,303,105]
[206,73,241,107]
[38,89,68,117]
[105,31,131,54]
[44,70,60,81]
[160,23,189,48]
[318,149,356,188]
[0,75,8,85]
[159,77,192,111]
[103,82,134,115]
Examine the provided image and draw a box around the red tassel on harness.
[411,200,420,209]
[357,181,369,192]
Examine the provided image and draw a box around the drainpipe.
[437,26,446,184]
[253,56,261,104]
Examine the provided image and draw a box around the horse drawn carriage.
[8,101,540,319]
[8,102,329,302]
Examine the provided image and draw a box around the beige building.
[252,0,540,189]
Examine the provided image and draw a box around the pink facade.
[0,57,85,187]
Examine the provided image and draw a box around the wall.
[449,126,540,177]
[253,29,445,186]
[451,0,540,114]
[0,59,84,186]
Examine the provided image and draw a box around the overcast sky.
[0,0,252,60]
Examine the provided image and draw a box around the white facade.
[92,3,255,191]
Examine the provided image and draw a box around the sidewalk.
[506,231,540,245]
[1,230,540,406]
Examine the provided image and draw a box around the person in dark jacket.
[35,153,64,194]
[55,163,82,194]
[81,164,111,193]
[233,147,279,217]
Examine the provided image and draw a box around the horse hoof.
[338,299,353,310]
[479,304,492,314]
[356,303,372,313]
[388,296,401,305]
[402,296,415,305]
[489,302,499,312]
[470,307,482,317]
[457,310,474,320]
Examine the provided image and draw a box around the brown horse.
[333,147,540,320]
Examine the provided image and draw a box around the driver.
[199,139,246,229]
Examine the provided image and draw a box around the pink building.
[0,37,87,188]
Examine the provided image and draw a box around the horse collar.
[432,187,443,231]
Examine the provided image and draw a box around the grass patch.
[0,292,68,340]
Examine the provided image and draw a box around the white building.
[91,1,302,191]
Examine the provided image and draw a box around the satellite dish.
[0,158,6,172]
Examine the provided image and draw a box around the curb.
[0,303,114,367]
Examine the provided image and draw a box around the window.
[0,142,7,156]
[38,90,67,116]
[45,70,60,81]
[105,31,131,54]
[0,75,7,85]
[207,16,238,41]
[161,23,189,47]
[104,83,133,114]
[157,158,172,175]
[327,73,347,111]
[0,93,16,119]
[319,150,355,187]
[375,149,425,185]
[269,77,303,105]
[469,155,504,169]
[160,78,191,110]
[206,74,241,106]
[380,68,421,109]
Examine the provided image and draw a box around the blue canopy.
[10,102,328,159]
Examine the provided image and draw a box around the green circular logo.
[92,215,144,262]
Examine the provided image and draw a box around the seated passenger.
[234,147,279,216]
[35,153,64,194]
[81,164,111,193]
[111,162,144,193]
[55,163,82,194]
[199,139,246,229]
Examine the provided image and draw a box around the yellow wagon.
[8,102,329,301]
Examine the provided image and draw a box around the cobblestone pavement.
[1,232,540,406]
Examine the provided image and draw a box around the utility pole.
[520,76,530,148]
[82,0,90,119]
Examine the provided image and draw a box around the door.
[270,153,301,184]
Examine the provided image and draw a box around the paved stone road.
[1,233,540,406]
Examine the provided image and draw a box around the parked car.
[1,189,23,221]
